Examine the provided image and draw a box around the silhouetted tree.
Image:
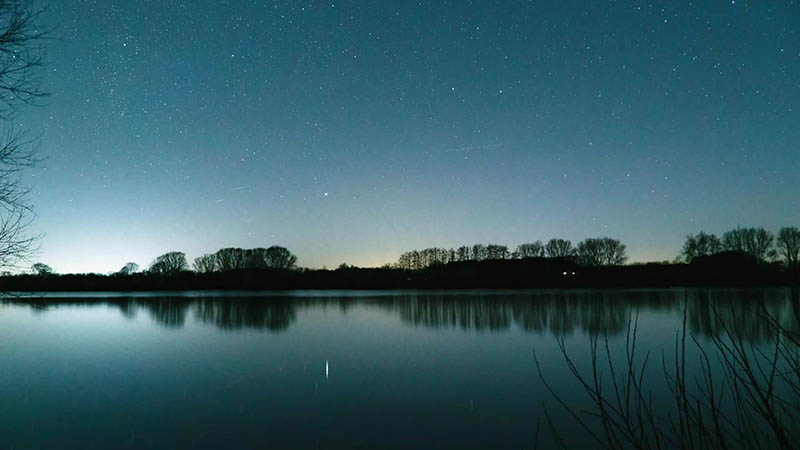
[265,245,297,269]
[396,251,413,270]
[545,238,575,258]
[722,228,745,252]
[0,4,49,272]
[198,247,298,271]
[471,244,487,261]
[214,247,245,271]
[244,247,268,269]
[602,238,628,265]
[420,248,435,267]
[577,239,604,266]
[397,245,494,268]
[425,248,434,266]
[410,250,421,269]
[680,231,722,263]
[517,241,545,258]
[148,251,188,276]
[577,237,627,266]
[777,226,800,267]
[722,227,776,262]
[31,262,52,275]
[193,253,217,273]
[117,262,139,275]
[486,244,510,260]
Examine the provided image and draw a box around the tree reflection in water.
[3,288,797,342]
[193,297,296,331]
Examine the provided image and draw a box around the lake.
[1,288,797,449]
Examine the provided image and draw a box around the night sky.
[22,0,800,273]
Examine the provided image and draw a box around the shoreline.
[2,259,797,292]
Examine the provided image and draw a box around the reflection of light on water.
[325,360,329,379]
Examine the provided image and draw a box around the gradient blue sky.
[20,0,800,273]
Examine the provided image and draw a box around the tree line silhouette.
[8,225,798,291]
[119,246,299,277]
[394,237,626,270]
[193,246,297,273]
[393,226,800,272]
[680,226,800,266]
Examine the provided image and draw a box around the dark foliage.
[1,255,796,292]
[536,292,800,449]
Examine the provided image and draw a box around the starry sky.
[20,0,800,273]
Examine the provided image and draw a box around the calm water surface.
[0,288,796,449]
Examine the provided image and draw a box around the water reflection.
[193,297,296,331]
[139,298,194,328]
[377,291,673,335]
[371,289,800,340]
[4,288,798,340]
[686,288,800,341]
